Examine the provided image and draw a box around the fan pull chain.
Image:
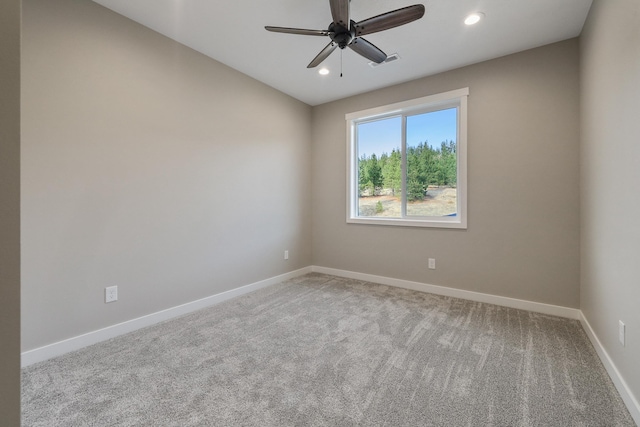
[340,50,343,77]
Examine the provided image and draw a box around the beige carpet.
[22,273,635,426]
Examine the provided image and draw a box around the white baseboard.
[580,314,640,425]
[21,267,312,367]
[311,266,581,319]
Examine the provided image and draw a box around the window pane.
[356,116,401,217]
[406,108,458,217]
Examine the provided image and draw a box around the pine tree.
[407,148,424,201]
[367,153,383,195]
[382,149,401,196]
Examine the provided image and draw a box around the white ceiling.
[91,0,593,106]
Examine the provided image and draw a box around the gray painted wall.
[21,0,312,351]
[0,0,21,424]
[580,0,640,406]
[311,39,581,308]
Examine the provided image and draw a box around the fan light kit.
[464,12,484,25]
[265,0,425,70]
[318,68,330,75]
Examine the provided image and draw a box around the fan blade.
[348,37,387,63]
[329,0,350,29]
[307,42,338,68]
[265,26,330,36]
[354,4,425,36]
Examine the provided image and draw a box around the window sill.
[346,216,467,229]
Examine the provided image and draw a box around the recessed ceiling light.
[464,12,484,26]
[318,68,330,75]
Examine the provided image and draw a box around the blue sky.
[357,108,457,157]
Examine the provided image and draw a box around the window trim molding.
[346,88,468,229]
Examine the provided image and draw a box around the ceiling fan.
[265,0,425,69]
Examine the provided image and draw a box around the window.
[346,88,468,228]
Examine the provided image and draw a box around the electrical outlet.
[428,258,436,270]
[105,286,118,303]
[284,250,289,260]
[619,320,626,346]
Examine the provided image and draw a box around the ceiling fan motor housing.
[328,21,355,49]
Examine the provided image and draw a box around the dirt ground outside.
[358,187,457,217]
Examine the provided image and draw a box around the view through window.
[347,88,468,228]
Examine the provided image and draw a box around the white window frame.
[346,88,468,229]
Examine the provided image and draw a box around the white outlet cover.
[619,320,626,346]
[428,258,436,270]
[105,286,118,303]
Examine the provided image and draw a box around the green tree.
[366,153,383,195]
[358,153,383,196]
[416,142,439,185]
[382,149,401,196]
[358,154,368,195]
[407,149,424,201]
[439,140,457,186]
